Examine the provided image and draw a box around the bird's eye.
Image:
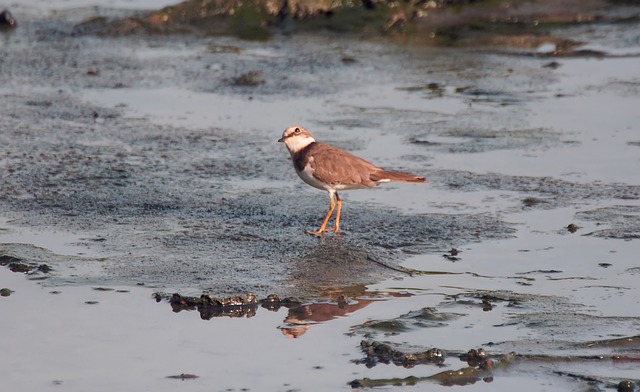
[294,127,301,134]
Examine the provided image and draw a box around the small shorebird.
[278,125,427,235]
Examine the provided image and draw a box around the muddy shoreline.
[0,11,531,296]
[1,1,639,295]
[2,2,640,390]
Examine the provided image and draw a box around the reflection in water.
[279,293,375,339]
[163,286,413,338]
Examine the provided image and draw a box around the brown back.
[294,142,426,186]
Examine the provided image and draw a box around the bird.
[278,125,428,235]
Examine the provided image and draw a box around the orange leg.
[332,193,342,232]
[307,192,336,235]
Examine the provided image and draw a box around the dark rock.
[0,9,17,30]
[0,255,23,266]
[618,380,635,392]
[9,262,32,273]
[461,347,489,366]
[522,197,546,207]
[166,373,199,380]
[169,292,261,319]
[543,61,561,69]
[356,340,445,368]
[232,71,264,87]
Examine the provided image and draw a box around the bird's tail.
[372,170,428,183]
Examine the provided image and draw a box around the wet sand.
[1,1,640,391]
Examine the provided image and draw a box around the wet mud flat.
[0,10,528,295]
[2,1,640,391]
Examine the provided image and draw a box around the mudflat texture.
[2,1,640,391]
[2,5,640,296]
[0,11,516,295]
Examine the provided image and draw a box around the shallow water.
[0,268,590,392]
[2,1,640,391]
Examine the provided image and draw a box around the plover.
[278,125,427,235]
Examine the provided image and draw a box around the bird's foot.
[306,227,340,236]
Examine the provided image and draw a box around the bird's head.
[278,125,316,154]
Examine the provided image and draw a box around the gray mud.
[2,2,640,391]
[2,10,639,297]
[0,16,525,296]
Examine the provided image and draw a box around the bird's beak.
[277,136,286,142]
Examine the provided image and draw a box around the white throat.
[284,135,315,155]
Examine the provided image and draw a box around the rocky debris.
[0,255,23,266]
[72,0,640,51]
[165,292,302,319]
[260,293,304,311]
[8,262,32,273]
[460,348,489,367]
[0,256,53,275]
[617,380,636,392]
[232,70,264,87]
[355,340,445,368]
[443,247,461,261]
[350,343,514,387]
[352,335,640,388]
[0,288,13,297]
[166,373,199,380]
[0,9,17,31]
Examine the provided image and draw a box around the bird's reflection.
[278,286,412,338]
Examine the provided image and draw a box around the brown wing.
[300,142,381,187]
